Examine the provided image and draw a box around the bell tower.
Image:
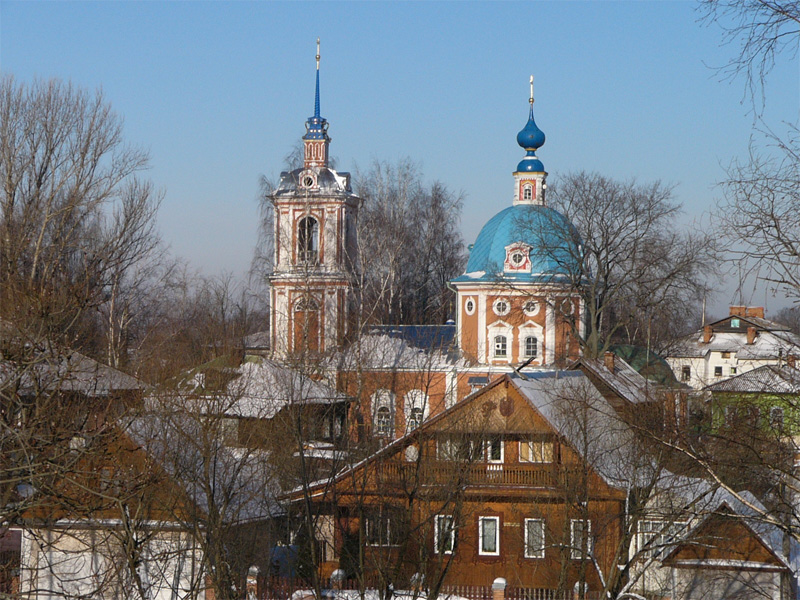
[269,40,360,357]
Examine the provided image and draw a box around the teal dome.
[452,205,581,284]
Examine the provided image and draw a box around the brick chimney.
[745,306,765,319]
[703,325,713,344]
[604,351,615,372]
[747,327,757,345]
[730,306,746,317]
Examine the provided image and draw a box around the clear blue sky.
[2,1,798,314]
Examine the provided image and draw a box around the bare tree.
[353,159,467,326]
[0,76,163,359]
[522,171,716,358]
[699,0,800,109]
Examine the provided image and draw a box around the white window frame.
[523,184,533,201]
[464,297,476,315]
[493,298,511,317]
[372,389,395,437]
[524,518,545,559]
[485,436,504,463]
[435,515,455,554]
[404,389,429,432]
[523,335,538,359]
[478,516,500,556]
[636,519,687,559]
[494,335,508,358]
[570,519,592,560]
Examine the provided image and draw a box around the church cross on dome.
[303,38,330,170]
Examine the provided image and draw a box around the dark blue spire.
[304,38,329,142]
[515,76,545,172]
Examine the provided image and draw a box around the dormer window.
[504,244,531,273]
[298,216,319,264]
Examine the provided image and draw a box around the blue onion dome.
[452,204,581,284]
[517,104,546,151]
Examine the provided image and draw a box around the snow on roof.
[510,372,655,488]
[334,333,465,371]
[0,349,142,397]
[704,364,800,393]
[224,360,349,419]
[669,328,800,359]
[126,412,283,522]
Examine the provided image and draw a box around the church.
[267,42,586,438]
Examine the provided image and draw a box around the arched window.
[524,336,538,359]
[372,390,395,438]
[404,389,429,431]
[494,335,508,358]
[297,216,319,264]
[523,184,533,201]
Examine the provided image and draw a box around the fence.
[258,577,603,600]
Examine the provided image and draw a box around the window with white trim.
[404,389,429,431]
[524,336,538,359]
[524,519,545,558]
[636,520,686,559]
[372,390,395,437]
[435,515,455,554]
[493,299,510,316]
[479,516,500,556]
[438,435,482,461]
[519,440,554,463]
[523,184,533,201]
[570,519,592,559]
[494,335,508,358]
[297,216,319,264]
[485,436,504,463]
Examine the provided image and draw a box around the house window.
[524,519,545,558]
[524,336,538,359]
[494,335,508,358]
[373,390,395,437]
[478,516,500,556]
[486,436,504,463]
[438,436,482,461]
[721,352,731,359]
[297,216,319,264]
[523,184,533,201]
[714,366,723,377]
[364,507,403,547]
[523,300,539,316]
[770,406,785,429]
[636,520,686,559]
[435,515,455,554]
[730,366,737,375]
[681,366,691,382]
[570,519,592,559]
[731,318,740,328]
[519,440,554,463]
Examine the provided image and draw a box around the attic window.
[731,318,740,328]
[681,366,691,382]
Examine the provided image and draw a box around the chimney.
[747,327,757,345]
[788,355,796,369]
[604,351,615,372]
[703,325,713,344]
[730,306,746,317]
[746,306,765,319]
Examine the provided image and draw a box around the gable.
[664,510,787,570]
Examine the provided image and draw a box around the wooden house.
[286,369,650,597]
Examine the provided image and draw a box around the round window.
[511,251,525,265]
[560,298,574,315]
[302,176,314,187]
[464,298,476,315]
[493,299,510,316]
[523,300,539,317]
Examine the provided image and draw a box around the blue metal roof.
[452,204,581,284]
[368,324,456,351]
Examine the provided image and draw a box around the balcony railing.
[375,461,578,488]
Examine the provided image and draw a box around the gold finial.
[529,75,534,104]
[316,38,320,70]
